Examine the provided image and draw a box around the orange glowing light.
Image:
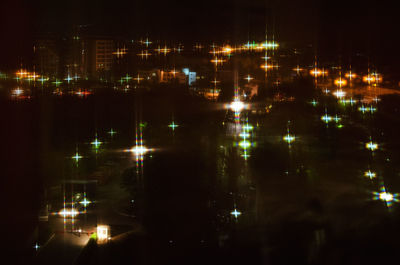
[211,57,225,66]
[334,78,347,87]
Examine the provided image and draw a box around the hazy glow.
[230,100,245,112]
[333,89,346,98]
[97,225,110,241]
[334,78,347,87]
[127,144,150,157]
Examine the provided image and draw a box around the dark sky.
[1,0,399,71]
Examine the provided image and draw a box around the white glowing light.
[58,208,79,217]
[379,192,394,202]
[283,134,295,144]
[128,145,149,155]
[79,198,91,207]
[97,225,110,241]
[12,88,23,96]
[239,132,250,138]
[231,209,242,218]
[230,100,245,112]
[333,89,346,98]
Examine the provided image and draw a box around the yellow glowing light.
[364,170,376,179]
[113,48,127,58]
[366,141,378,151]
[379,192,394,202]
[16,70,28,77]
[137,50,151,59]
[133,74,144,83]
[155,46,171,55]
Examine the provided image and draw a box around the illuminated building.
[94,39,114,72]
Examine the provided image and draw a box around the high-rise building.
[94,39,114,72]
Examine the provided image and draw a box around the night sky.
[1,0,399,71]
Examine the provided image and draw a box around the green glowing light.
[242,124,254,131]
[239,140,251,148]
[310,99,318,106]
[108,128,117,136]
[168,121,179,130]
[52,79,62,86]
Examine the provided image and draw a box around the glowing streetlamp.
[364,170,376,179]
[108,128,117,136]
[58,208,79,217]
[244,75,253,83]
[91,136,102,149]
[168,121,179,131]
[229,100,245,112]
[230,209,242,218]
[72,152,83,162]
[283,133,295,144]
[366,141,378,151]
[373,185,398,208]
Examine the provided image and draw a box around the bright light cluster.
[229,100,245,112]
[365,141,378,151]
